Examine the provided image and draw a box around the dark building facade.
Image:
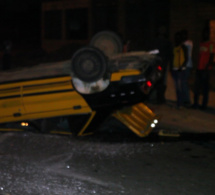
[41,0,170,52]
[41,0,215,65]
[170,0,215,64]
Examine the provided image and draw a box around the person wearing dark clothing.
[181,30,193,106]
[193,70,210,109]
[192,30,215,110]
[150,26,173,104]
[171,31,188,108]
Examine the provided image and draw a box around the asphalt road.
[0,130,215,195]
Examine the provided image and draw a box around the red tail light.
[157,65,162,71]
[146,80,152,87]
[141,80,153,94]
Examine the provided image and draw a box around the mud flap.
[112,103,160,137]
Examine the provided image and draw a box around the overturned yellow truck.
[0,31,162,137]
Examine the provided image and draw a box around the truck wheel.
[71,46,108,82]
[90,31,123,58]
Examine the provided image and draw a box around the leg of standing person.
[172,70,182,108]
[156,68,167,104]
[201,70,210,110]
[182,67,191,106]
[178,70,186,107]
[192,70,202,109]
[161,66,168,103]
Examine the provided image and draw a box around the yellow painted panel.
[23,91,88,113]
[0,87,21,98]
[0,98,24,120]
[113,103,160,137]
[23,80,72,94]
[0,107,91,124]
[0,76,92,124]
[0,76,69,87]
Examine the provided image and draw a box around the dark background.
[1,0,215,51]
[0,0,169,51]
[1,0,215,76]
[0,0,41,50]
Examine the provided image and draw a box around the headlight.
[151,123,156,128]
[21,122,29,127]
[153,119,158,124]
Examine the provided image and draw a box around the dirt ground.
[165,71,215,108]
[146,72,215,135]
[0,132,215,195]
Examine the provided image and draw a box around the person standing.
[149,26,173,104]
[171,31,188,108]
[192,29,215,110]
[181,30,193,107]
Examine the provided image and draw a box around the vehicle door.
[22,76,91,120]
[0,83,24,123]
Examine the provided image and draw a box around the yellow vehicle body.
[0,30,163,137]
[0,46,162,137]
[0,69,159,137]
[0,76,91,124]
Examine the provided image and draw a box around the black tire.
[71,46,108,82]
[90,31,123,58]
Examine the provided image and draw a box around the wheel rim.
[90,31,123,58]
[71,47,108,82]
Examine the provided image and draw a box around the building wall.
[41,0,124,52]
[41,0,170,52]
[170,0,215,66]
[41,0,215,63]
[41,0,92,52]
